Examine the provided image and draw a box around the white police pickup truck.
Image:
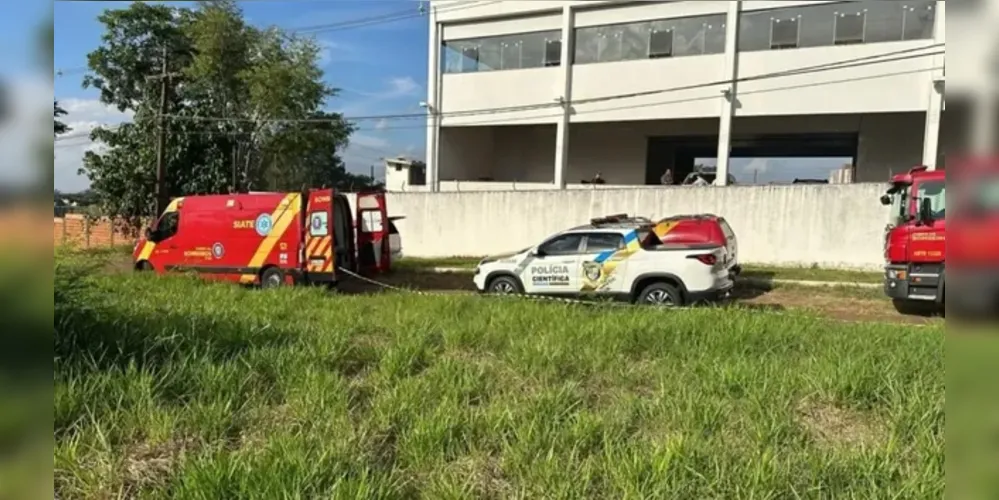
[472,215,735,306]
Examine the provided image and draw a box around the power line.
[55,0,496,77]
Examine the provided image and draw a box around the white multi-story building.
[419,0,954,191]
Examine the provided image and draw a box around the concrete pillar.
[922,1,945,169]
[425,8,442,192]
[553,5,575,189]
[715,0,741,186]
[972,91,996,156]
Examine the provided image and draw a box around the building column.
[715,0,741,186]
[922,0,946,169]
[425,9,442,192]
[972,91,996,156]
[553,5,575,189]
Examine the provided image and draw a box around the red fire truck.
[880,166,946,314]
[881,161,999,316]
[132,189,392,288]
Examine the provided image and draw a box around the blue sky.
[47,0,431,192]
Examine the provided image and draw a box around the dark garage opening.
[646,133,859,185]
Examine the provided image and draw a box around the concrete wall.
[371,183,892,270]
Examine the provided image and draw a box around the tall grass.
[53,257,943,499]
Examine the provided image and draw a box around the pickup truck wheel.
[488,276,522,295]
[638,283,683,307]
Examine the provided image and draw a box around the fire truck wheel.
[260,267,285,289]
[136,261,153,272]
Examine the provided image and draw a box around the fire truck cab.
[880,166,946,314]
[133,189,391,288]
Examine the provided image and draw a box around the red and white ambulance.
[132,189,392,288]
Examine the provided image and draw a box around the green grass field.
[54,253,941,498]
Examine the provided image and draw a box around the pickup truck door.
[521,233,583,294]
[578,232,630,294]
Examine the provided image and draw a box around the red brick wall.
[53,215,143,249]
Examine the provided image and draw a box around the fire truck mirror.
[144,227,154,242]
[880,194,892,206]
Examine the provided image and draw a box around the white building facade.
[421,0,949,191]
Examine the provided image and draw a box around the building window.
[544,38,561,67]
[442,30,561,73]
[649,28,674,58]
[500,39,522,70]
[739,0,936,53]
[574,13,726,65]
[834,11,866,45]
[460,46,479,72]
[770,16,801,50]
[902,2,936,40]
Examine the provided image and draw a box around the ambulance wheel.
[136,261,153,272]
[260,267,285,289]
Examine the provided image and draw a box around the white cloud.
[385,77,419,98]
[317,39,363,68]
[373,118,390,130]
[52,98,133,192]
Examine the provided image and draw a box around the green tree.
[80,1,363,230]
[54,101,70,136]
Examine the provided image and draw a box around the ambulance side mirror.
[144,227,155,242]
[880,194,892,206]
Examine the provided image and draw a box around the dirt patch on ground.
[796,399,886,449]
[735,285,941,326]
[121,437,195,495]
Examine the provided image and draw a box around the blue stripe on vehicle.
[623,231,638,244]
[594,250,616,263]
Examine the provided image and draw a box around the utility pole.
[146,47,183,214]
[153,45,170,216]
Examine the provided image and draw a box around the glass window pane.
[520,31,545,69]
[649,26,674,58]
[541,234,583,255]
[621,22,649,60]
[864,0,905,43]
[738,9,772,52]
[704,17,726,54]
[478,38,500,72]
[771,16,801,49]
[797,3,836,48]
[545,38,561,67]
[500,38,522,70]
[672,17,709,56]
[574,26,600,64]
[834,11,866,45]
[597,26,624,62]
[585,233,625,252]
[902,0,936,40]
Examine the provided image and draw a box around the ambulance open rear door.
[356,191,391,274]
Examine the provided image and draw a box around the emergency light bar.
[590,214,654,226]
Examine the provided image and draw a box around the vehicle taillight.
[689,254,717,266]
